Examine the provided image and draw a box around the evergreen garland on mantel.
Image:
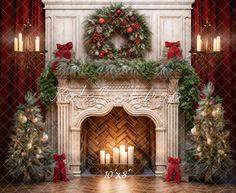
[39,58,199,130]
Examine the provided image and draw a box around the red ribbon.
[56,42,73,50]
[53,153,69,182]
[165,41,182,59]
[165,156,181,183]
[54,42,73,59]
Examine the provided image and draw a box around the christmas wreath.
[84,4,151,59]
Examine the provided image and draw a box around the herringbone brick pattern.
[82,107,156,172]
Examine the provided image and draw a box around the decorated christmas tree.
[190,83,231,183]
[6,92,53,182]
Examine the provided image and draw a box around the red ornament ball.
[116,9,121,14]
[104,50,109,54]
[98,18,106,24]
[99,52,104,58]
[127,27,133,33]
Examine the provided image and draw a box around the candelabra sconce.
[12,19,46,105]
[191,19,224,85]
[195,20,221,52]
[14,19,43,53]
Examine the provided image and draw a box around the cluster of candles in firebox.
[100,145,134,165]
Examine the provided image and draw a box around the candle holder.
[14,19,41,52]
[195,19,221,52]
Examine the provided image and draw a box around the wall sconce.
[196,20,221,52]
[14,19,40,52]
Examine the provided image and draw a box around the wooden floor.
[0,176,236,193]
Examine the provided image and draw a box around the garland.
[84,4,151,59]
[39,59,199,130]
[39,66,58,106]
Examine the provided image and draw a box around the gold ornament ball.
[38,148,42,154]
[42,133,48,142]
[32,117,38,123]
[27,142,32,149]
[212,109,221,117]
[197,146,201,152]
[21,152,27,157]
[191,126,197,135]
[200,110,207,117]
[19,114,27,123]
[218,149,224,155]
[207,137,212,145]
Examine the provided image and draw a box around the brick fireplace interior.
[80,107,156,174]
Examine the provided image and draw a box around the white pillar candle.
[105,153,110,164]
[113,148,119,164]
[128,146,134,165]
[119,144,125,163]
[120,151,128,164]
[213,38,217,51]
[197,35,201,51]
[18,33,23,51]
[100,150,105,164]
[14,38,18,51]
[35,36,40,51]
[216,36,221,51]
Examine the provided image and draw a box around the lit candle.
[105,153,110,164]
[18,33,23,51]
[120,151,128,164]
[100,150,105,164]
[119,145,125,163]
[197,35,201,51]
[216,36,221,51]
[35,36,40,51]
[213,38,217,51]
[113,148,119,164]
[128,146,134,165]
[14,38,18,51]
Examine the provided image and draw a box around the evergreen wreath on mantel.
[84,4,151,59]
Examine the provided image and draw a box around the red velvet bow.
[54,42,73,59]
[56,42,73,50]
[53,153,68,182]
[165,156,181,183]
[165,41,182,59]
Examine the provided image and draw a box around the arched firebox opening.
[80,107,156,175]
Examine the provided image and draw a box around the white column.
[70,127,81,175]
[167,96,179,157]
[57,102,70,165]
[155,128,166,176]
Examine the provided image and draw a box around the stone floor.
[0,176,236,193]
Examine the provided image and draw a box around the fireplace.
[81,107,156,174]
[42,0,193,176]
[47,75,182,176]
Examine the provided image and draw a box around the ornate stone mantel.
[50,75,181,176]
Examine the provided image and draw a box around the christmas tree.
[190,83,231,183]
[6,92,53,182]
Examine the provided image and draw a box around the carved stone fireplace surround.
[50,75,181,176]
